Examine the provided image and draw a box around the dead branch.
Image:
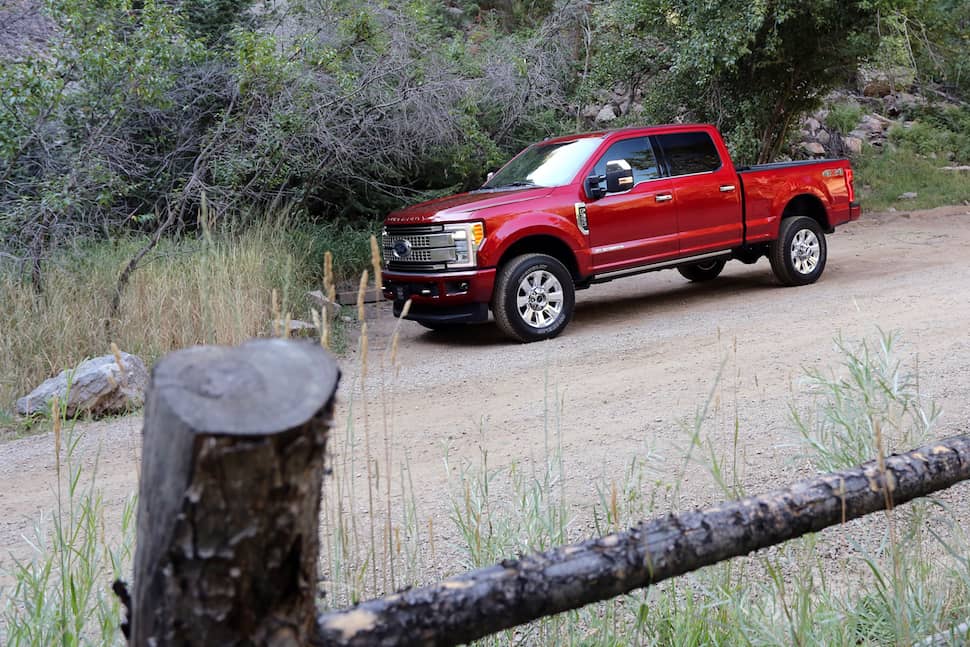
[318,436,970,647]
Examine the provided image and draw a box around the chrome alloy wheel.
[790,229,821,275]
[515,269,564,328]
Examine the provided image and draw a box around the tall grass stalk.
[1,400,136,646]
[793,329,939,472]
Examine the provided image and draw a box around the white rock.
[595,105,617,123]
[844,137,864,154]
[800,142,826,156]
[805,117,821,133]
[858,115,885,133]
[16,353,148,418]
[898,191,918,200]
[307,290,340,320]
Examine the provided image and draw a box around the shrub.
[826,102,864,135]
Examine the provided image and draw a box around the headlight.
[444,221,486,268]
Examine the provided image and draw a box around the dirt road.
[2,205,970,591]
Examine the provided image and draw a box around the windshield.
[483,137,603,189]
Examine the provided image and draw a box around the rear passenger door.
[584,136,680,272]
[656,131,743,255]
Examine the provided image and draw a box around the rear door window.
[590,137,661,192]
[657,132,722,176]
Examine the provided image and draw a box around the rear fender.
[772,187,831,233]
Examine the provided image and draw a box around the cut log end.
[151,339,338,436]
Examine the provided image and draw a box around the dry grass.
[0,218,319,413]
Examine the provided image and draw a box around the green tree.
[588,0,901,163]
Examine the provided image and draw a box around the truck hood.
[385,187,553,225]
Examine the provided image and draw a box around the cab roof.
[539,123,718,147]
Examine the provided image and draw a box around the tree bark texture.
[129,339,339,646]
[317,436,970,647]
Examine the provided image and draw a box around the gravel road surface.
[2,205,969,594]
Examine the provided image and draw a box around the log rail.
[120,340,970,646]
[316,436,970,646]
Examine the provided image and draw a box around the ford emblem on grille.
[392,239,412,259]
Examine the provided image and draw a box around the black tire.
[492,253,575,343]
[677,258,727,282]
[769,216,827,286]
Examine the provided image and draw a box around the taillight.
[846,167,855,203]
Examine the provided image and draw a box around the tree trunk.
[128,339,339,646]
[317,436,970,647]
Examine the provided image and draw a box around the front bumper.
[382,268,496,322]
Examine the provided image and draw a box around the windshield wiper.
[488,181,537,190]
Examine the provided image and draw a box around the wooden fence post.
[127,339,339,646]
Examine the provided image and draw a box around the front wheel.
[769,216,827,286]
[677,258,726,282]
[493,253,575,343]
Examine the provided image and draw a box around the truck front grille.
[382,225,456,271]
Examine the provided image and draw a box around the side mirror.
[584,175,606,200]
[605,159,634,193]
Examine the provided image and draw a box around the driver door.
[584,136,679,272]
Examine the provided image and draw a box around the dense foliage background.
[1,0,968,285]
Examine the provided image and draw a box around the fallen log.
[126,339,339,646]
[318,436,970,647]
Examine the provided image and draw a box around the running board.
[589,250,732,284]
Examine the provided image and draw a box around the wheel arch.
[497,234,581,282]
[780,193,831,233]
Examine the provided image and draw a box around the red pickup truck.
[381,124,860,342]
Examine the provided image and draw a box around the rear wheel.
[677,258,727,282]
[769,216,827,286]
[493,253,575,343]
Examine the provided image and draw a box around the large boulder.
[16,352,149,418]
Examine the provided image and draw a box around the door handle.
[719,185,736,192]
[655,193,673,202]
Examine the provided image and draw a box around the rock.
[272,319,318,337]
[816,130,831,145]
[799,142,826,156]
[863,79,892,98]
[895,92,924,110]
[898,192,918,200]
[857,115,885,133]
[844,137,864,154]
[16,353,148,418]
[941,166,970,172]
[307,290,340,320]
[595,105,617,123]
[581,104,600,120]
[859,66,916,97]
[804,117,821,133]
